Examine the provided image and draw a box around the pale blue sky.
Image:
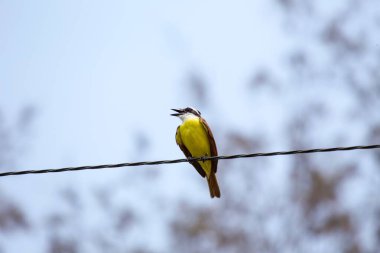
[1,1,289,251]
[1,0,289,171]
[1,1,379,252]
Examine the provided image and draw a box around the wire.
[0,144,379,178]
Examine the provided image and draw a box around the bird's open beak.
[171,108,183,116]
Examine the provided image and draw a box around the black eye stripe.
[183,107,201,116]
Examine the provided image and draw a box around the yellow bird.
[171,107,220,198]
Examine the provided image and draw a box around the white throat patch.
[179,113,199,122]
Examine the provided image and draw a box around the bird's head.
[171,107,201,122]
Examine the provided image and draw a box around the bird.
[171,107,220,198]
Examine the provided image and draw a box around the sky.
[0,0,291,198]
[1,0,380,252]
[0,1,287,251]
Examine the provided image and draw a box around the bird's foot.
[200,155,208,163]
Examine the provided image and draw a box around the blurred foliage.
[0,106,35,242]
[167,0,380,252]
[2,0,380,252]
[33,0,380,251]
[48,237,78,253]
[0,196,29,232]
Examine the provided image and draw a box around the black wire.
[0,144,379,178]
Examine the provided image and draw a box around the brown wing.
[200,117,218,173]
[175,126,206,178]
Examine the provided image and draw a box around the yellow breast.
[179,117,212,175]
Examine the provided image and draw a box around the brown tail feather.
[207,172,221,198]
